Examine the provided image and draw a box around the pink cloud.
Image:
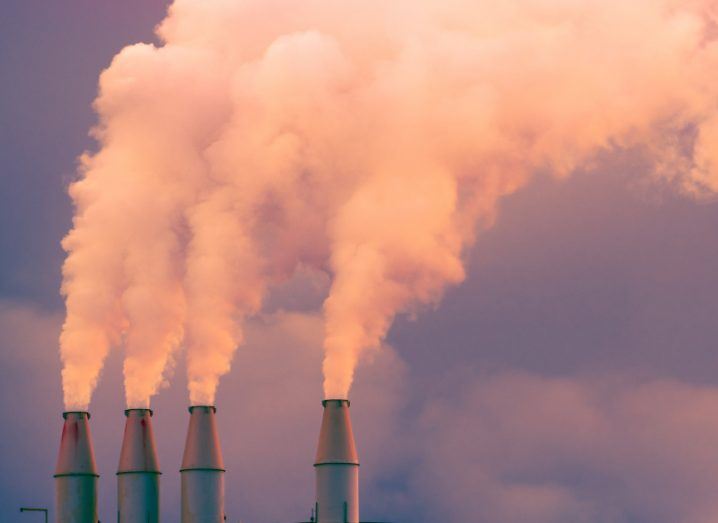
[409,372,718,522]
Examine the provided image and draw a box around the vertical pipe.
[314,399,359,523]
[54,411,99,523]
[117,408,160,523]
[180,405,225,523]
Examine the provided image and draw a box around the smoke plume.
[59,0,718,408]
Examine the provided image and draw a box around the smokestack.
[54,411,99,523]
[314,399,359,523]
[180,405,226,523]
[117,408,161,522]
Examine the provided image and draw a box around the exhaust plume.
[60,0,718,407]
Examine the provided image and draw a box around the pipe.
[180,405,226,523]
[117,408,160,523]
[54,411,99,523]
[314,399,359,523]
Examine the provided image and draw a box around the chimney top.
[55,411,99,477]
[315,399,359,466]
[117,408,161,474]
[181,404,224,472]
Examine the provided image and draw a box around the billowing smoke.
[59,0,718,408]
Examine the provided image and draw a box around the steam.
[59,0,718,408]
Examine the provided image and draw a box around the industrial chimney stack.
[180,405,226,522]
[117,408,161,522]
[314,399,359,523]
[54,411,99,523]
[52,401,368,523]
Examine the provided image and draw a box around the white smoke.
[59,0,718,408]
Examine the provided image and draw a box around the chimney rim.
[322,398,350,407]
[179,466,226,472]
[54,472,100,478]
[115,470,162,476]
[124,408,153,417]
[313,460,360,467]
[188,405,217,413]
[62,410,91,419]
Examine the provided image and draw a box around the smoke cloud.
[60,0,718,408]
[410,372,718,523]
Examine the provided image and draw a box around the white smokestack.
[54,411,99,523]
[314,399,359,523]
[180,405,226,523]
[117,408,160,522]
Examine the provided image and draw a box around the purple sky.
[2,2,718,523]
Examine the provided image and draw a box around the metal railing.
[19,507,48,523]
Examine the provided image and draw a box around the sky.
[2,1,718,523]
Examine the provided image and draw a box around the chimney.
[314,399,359,523]
[117,408,161,522]
[180,405,226,523]
[54,411,99,523]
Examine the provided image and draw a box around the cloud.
[404,372,718,523]
[0,301,63,515]
[0,301,62,371]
